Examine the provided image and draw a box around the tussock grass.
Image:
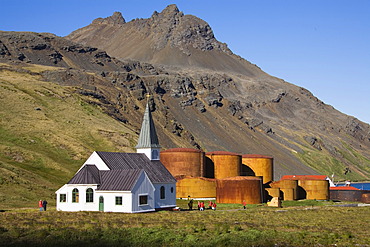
[0,204,369,246]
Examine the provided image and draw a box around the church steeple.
[136,100,161,160]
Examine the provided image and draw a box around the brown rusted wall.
[206,153,241,179]
[160,149,205,177]
[330,190,369,202]
[241,156,273,184]
[270,180,298,200]
[176,177,216,199]
[299,180,329,200]
[362,193,370,203]
[216,177,262,204]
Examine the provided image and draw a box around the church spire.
[136,98,161,160]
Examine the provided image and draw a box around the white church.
[55,101,177,213]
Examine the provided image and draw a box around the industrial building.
[160,148,347,205]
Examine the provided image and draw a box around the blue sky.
[1,0,369,124]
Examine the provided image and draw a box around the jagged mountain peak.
[66,5,257,74]
[92,11,126,25]
[155,4,181,17]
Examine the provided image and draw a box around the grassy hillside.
[0,63,137,209]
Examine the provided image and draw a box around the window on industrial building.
[160,186,165,199]
[139,195,148,205]
[60,194,66,202]
[116,196,123,205]
[72,188,79,203]
[86,188,94,203]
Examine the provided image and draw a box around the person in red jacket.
[38,200,43,211]
[212,202,217,210]
[200,201,205,211]
[242,200,247,209]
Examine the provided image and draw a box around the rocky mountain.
[66,5,370,179]
[0,5,369,207]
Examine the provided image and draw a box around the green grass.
[295,147,369,182]
[0,203,369,246]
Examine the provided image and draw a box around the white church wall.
[136,148,161,161]
[56,184,99,212]
[81,151,110,171]
[96,191,132,213]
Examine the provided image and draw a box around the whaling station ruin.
[56,99,370,212]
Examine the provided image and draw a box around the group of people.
[38,200,48,211]
[187,199,217,211]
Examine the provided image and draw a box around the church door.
[99,196,104,212]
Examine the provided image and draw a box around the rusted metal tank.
[241,154,273,184]
[160,148,205,177]
[329,187,366,202]
[270,180,298,200]
[216,176,263,204]
[299,180,329,200]
[206,151,241,179]
[362,192,370,203]
[175,176,216,199]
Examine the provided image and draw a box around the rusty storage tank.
[298,180,329,200]
[241,154,273,184]
[160,148,205,177]
[206,151,241,179]
[175,176,216,199]
[362,192,370,203]
[216,176,263,204]
[270,180,299,201]
[329,187,364,202]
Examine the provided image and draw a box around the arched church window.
[72,188,79,203]
[160,186,165,199]
[86,188,93,203]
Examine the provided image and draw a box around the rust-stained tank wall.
[362,193,370,203]
[176,176,216,199]
[241,154,273,184]
[160,148,205,177]
[299,180,329,200]
[270,180,298,200]
[330,189,369,203]
[216,176,262,204]
[206,151,241,179]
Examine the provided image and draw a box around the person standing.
[188,199,193,210]
[38,200,43,211]
[42,200,48,211]
[242,200,247,209]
